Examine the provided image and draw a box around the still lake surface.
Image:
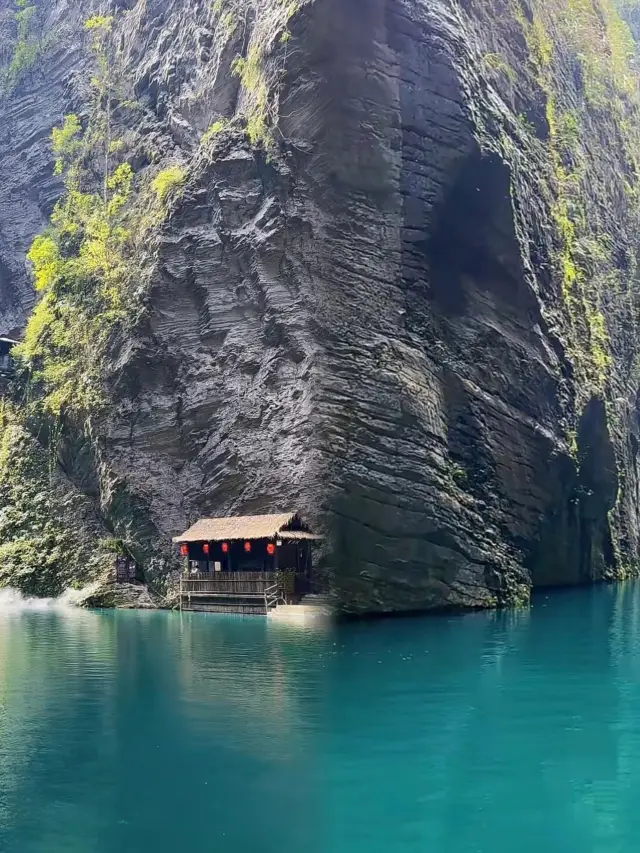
[1,581,640,852]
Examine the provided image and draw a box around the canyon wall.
[0,0,639,612]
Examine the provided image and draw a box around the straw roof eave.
[172,512,306,543]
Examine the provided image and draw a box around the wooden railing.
[264,583,281,611]
[181,572,272,596]
[180,571,309,611]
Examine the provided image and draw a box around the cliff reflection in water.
[4,585,640,852]
[324,582,640,853]
[0,609,328,853]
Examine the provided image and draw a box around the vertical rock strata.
[0,0,639,611]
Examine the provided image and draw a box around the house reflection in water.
[176,614,328,764]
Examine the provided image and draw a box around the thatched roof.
[279,530,322,541]
[173,512,304,543]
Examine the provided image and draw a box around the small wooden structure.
[114,555,139,584]
[173,512,320,614]
[0,336,18,376]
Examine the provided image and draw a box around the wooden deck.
[180,572,307,614]
[184,601,268,615]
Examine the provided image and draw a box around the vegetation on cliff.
[515,0,640,396]
[219,0,309,149]
[0,12,180,597]
[472,0,640,587]
[0,403,111,595]
[0,0,49,91]
[2,0,640,607]
[15,17,145,419]
[13,0,309,422]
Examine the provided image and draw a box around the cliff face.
[0,0,639,612]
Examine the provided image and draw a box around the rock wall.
[0,0,639,612]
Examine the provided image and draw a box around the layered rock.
[0,0,639,612]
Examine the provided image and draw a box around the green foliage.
[151,165,187,204]
[15,15,147,420]
[212,0,239,42]
[449,461,468,487]
[16,11,174,422]
[516,112,537,135]
[27,235,61,291]
[552,0,631,104]
[230,0,307,151]
[201,118,228,144]
[99,537,128,556]
[0,8,175,596]
[553,108,580,150]
[232,50,271,146]
[17,145,137,416]
[521,0,637,103]
[515,7,553,67]
[84,15,114,31]
[51,113,82,175]
[2,0,45,89]
[109,138,126,155]
[219,10,237,39]
[514,0,640,393]
[483,52,516,81]
[0,404,109,596]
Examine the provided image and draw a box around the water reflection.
[323,583,640,853]
[5,585,640,852]
[0,609,329,853]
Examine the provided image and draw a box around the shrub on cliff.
[0,407,110,596]
[152,166,187,204]
[14,15,165,421]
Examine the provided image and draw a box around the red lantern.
[267,543,276,556]
[222,542,229,553]
[203,543,210,556]
[180,543,188,557]
[244,541,252,553]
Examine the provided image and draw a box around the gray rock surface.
[0,0,90,331]
[0,0,639,612]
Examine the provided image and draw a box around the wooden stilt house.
[173,512,321,614]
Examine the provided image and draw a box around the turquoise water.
[1,582,640,851]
